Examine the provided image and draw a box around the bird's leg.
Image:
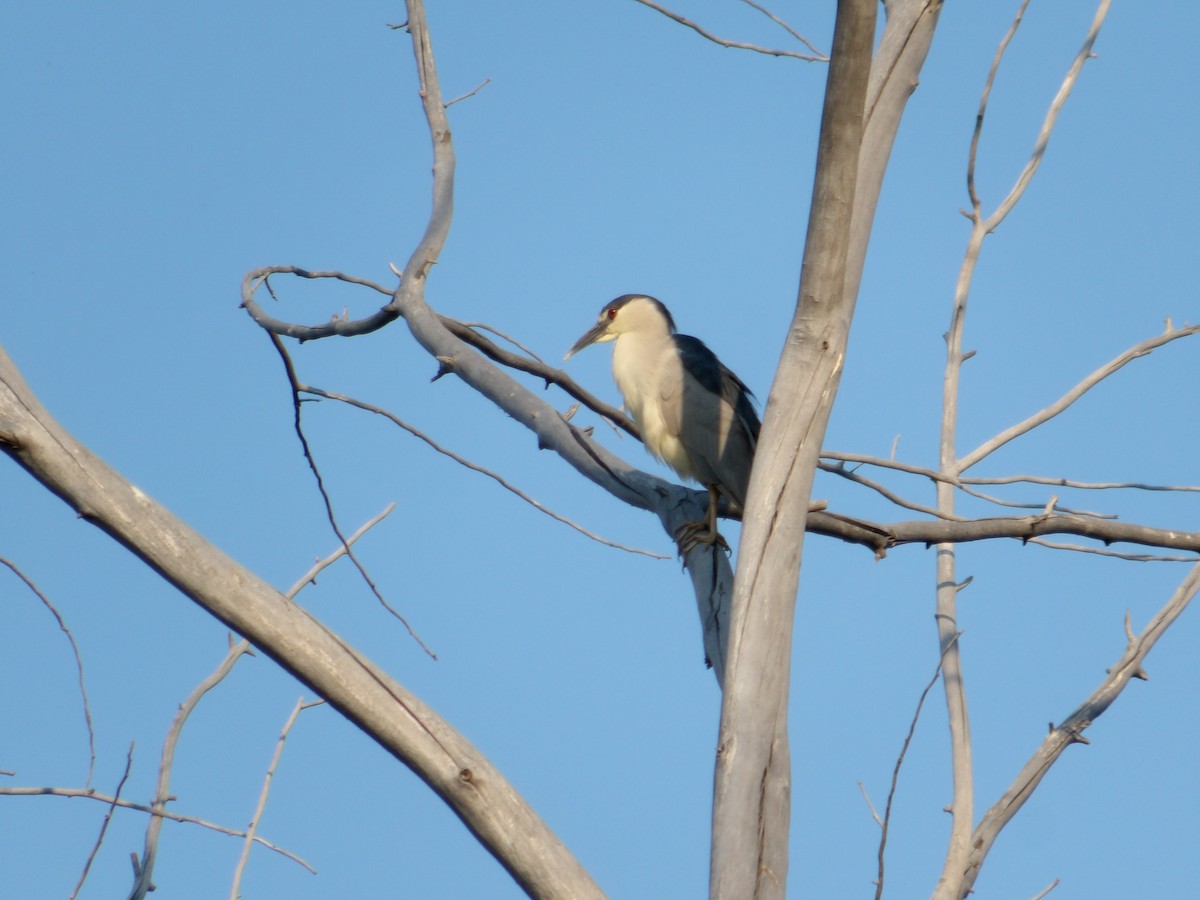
[674,485,730,557]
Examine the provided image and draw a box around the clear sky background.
[3,2,1198,898]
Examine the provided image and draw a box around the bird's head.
[564,294,676,360]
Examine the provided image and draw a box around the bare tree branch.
[631,0,828,61]
[267,331,438,658]
[953,482,1114,519]
[231,698,325,899]
[0,2,610,893]
[444,77,492,108]
[875,634,959,900]
[241,266,643,439]
[981,0,1111,234]
[0,557,96,786]
[1025,538,1199,563]
[71,743,133,900]
[959,322,1200,472]
[957,563,1200,894]
[0,336,605,899]
[0,785,315,873]
[299,384,668,559]
[130,642,254,900]
[241,266,401,341]
[934,4,1113,895]
[818,459,965,520]
[713,1,881,895]
[738,0,827,58]
[966,0,1032,213]
[963,473,1200,493]
[286,503,398,598]
[823,450,1200,494]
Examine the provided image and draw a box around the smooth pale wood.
[710,3,877,896]
[710,2,943,897]
[0,346,603,900]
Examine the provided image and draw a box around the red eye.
[607,308,618,319]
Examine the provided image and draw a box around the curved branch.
[631,0,828,61]
[0,558,96,786]
[0,340,603,900]
[982,0,1112,234]
[888,514,1200,555]
[958,563,1200,894]
[738,0,827,58]
[959,321,1200,473]
[0,785,314,873]
[240,266,400,341]
[239,265,642,438]
[300,383,666,559]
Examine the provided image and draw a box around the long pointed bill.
[564,320,609,360]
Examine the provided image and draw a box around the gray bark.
[710,2,943,897]
[0,346,603,900]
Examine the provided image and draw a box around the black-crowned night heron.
[565,294,761,551]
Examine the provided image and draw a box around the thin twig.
[300,383,669,559]
[0,557,96,786]
[875,633,960,900]
[818,460,964,520]
[458,321,546,364]
[0,786,315,873]
[857,780,883,827]
[961,563,1200,892]
[70,743,134,900]
[982,0,1112,234]
[630,0,827,61]
[231,698,325,899]
[267,331,439,658]
[737,0,826,57]
[964,473,1200,493]
[130,641,254,900]
[955,482,1114,519]
[445,77,492,107]
[286,503,398,598]
[1026,538,1199,563]
[966,0,1032,213]
[959,323,1200,472]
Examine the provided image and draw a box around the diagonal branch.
[631,0,828,61]
[958,322,1200,472]
[957,563,1200,894]
[130,641,254,900]
[738,0,827,58]
[300,384,668,559]
[935,4,1116,894]
[267,332,438,657]
[71,743,133,900]
[231,698,325,898]
[0,335,605,899]
[0,557,96,786]
[0,785,315,873]
[875,633,959,900]
[286,503,398,597]
[966,0,1032,213]
[981,0,1112,233]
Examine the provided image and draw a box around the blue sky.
[2,2,1198,898]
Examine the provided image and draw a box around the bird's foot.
[674,519,730,558]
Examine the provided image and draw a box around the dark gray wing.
[666,335,761,509]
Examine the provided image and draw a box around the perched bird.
[564,294,761,550]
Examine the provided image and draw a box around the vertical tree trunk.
[710,2,942,896]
